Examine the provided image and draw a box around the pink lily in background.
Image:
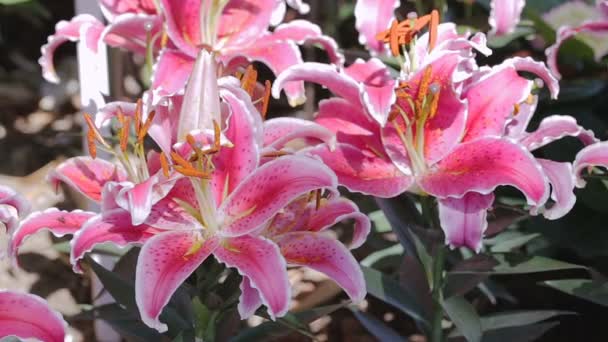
[0,185,30,234]
[273,16,563,251]
[545,0,608,78]
[488,0,526,36]
[153,0,342,103]
[0,291,68,342]
[573,141,608,188]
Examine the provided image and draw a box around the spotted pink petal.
[159,0,201,57]
[272,62,361,107]
[315,98,385,155]
[438,192,494,252]
[215,235,290,319]
[462,62,532,142]
[94,101,137,127]
[546,21,608,79]
[151,49,195,98]
[420,137,549,206]
[48,157,128,202]
[211,88,263,205]
[0,206,18,238]
[504,94,538,138]
[415,23,492,63]
[345,58,397,127]
[0,291,67,342]
[267,20,344,65]
[9,208,95,265]
[354,0,399,55]
[276,232,366,303]
[99,0,157,17]
[573,141,608,187]
[223,38,305,106]
[220,155,338,236]
[113,174,177,225]
[39,14,104,83]
[519,115,598,151]
[101,13,163,55]
[136,231,218,332]
[237,276,263,319]
[0,185,30,217]
[144,179,203,230]
[489,0,525,36]
[305,197,371,249]
[537,159,576,220]
[217,0,279,48]
[147,94,183,155]
[305,143,413,198]
[263,117,335,152]
[71,209,162,273]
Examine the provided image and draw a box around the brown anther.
[83,113,105,144]
[134,99,143,132]
[161,30,169,49]
[315,189,322,210]
[428,87,441,119]
[174,166,210,179]
[262,150,291,158]
[159,152,170,177]
[119,117,131,152]
[171,151,192,169]
[241,65,258,96]
[526,94,535,105]
[137,110,156,144]
[212,120,221,151]
[261,80,271,119]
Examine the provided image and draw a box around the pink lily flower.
[573,141,608,188]
[0,185,30,235]
[273,23,562,251]
[99,0,158,18]
[0,291,68,342]
[546,0,608,78]
[152,0,343,104]
[488,0,526,37]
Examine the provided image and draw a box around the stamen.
[159,152,170,177]
[262,150,291,158]
[171,151,192,169]
[212,119,221,151]
[134,99,143,133]
[83,113,106,145]
[119,116,131,152]
[429,9,439,51]
[315,189,322,210]
[137,110,156,144]
[174,166,210,179]
[241,65,258,96]
[415,66,433,115]
[87,130,97,159]
[428,84,441,119]
[261,80,271,119]
[513,103,521,116]
[376,9,440,56]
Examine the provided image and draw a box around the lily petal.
[269,20,344,65]
[519,115,598,151]
[0,291,67,342]
[159,0,201,56]
[272,62,360,108]
[345,58,397,127]
[215,235,290,319]
[217,0,279,48]
[420,137,549,206]
[152,49,195,98]
[306,197,371,249]
[537,159,576,220]
[113,174,177,225]
[39,14,104,83]
[48,157,128,202]
[71,209,161,273]
[237,276,263,319]
[573,141,608,187]
[489,0,525,36]
[94,101,137,127]
[263,117,335,152]
[144,179,203,230]
[10,208,95,265]
[0,185,30,217]
[305,143,413,198]
[136,231,219,332]
[546,21,608,79]
[220,155,338,237]
[354,0,399,55]
[438,192,494,252]
[276,232,366,303]
[101,13,162,55]
[510,56,559,99]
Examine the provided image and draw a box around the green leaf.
[487,27,535,48]
[0,0,32,5]
[489,233,540,253]
[362,266,431,329]
[480,322,559,342]
[230,304,345,342]
[375,196,423,257]
[369,210,391,233]
[352,310,404,341]
[361,244,403,267]
[443,296,482,342]
[544,279,608,306]
[449,254,586,275]
[480,310,573,331]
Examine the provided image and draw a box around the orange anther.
[119,117,131,152]
[171,151,192,169]
[174,166,210,179]
[428,86,441,119]
[513,103,521,116]
[134,99,143,132]
[212,120,221,151]
[315,189,322,210]
[159,152,170,177]
[261,80,271,119]
[416,66,433,114]
[137,110,156,144]
[87,130,97,159]
[389,20,401,57]
[83,113,104,144]
[429,10,439,51]
[241,65,258,96]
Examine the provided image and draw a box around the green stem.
[414,0,425,15]
[430,246,446,342]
